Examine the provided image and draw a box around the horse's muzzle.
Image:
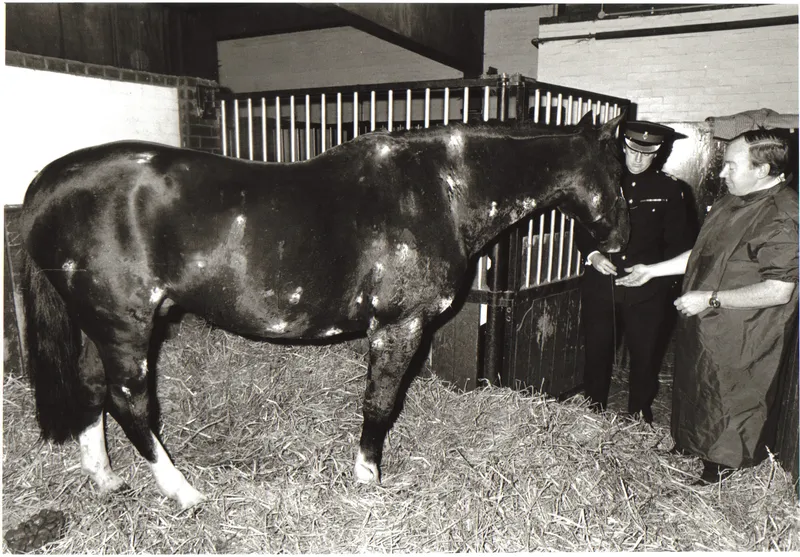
[596,196,630,254]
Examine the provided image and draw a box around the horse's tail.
[20,248,89,442]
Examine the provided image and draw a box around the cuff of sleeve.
[585,250,600,265]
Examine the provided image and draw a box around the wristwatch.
[709,291,721,308]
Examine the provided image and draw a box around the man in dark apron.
[616,130,797,484]
[575,120,693,423]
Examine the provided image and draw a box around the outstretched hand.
[615,264,654,287]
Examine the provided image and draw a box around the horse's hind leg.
[95,325,205,510]
[76,337,127,493]
[355,315,423,483]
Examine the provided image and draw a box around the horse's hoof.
[354,451,381,484]
[92,472,128,495]
[177,487,207,511]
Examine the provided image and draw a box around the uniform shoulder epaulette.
[660,171,678,181]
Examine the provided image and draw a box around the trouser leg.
[622,294,668,418]
[580,291,616,409]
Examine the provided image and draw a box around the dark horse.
[20,112,628,509]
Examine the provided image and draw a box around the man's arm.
[615,250,692,287]
[675,279,796,316]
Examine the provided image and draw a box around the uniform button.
[652,208,656,212]
[621,255,627,260]
[631,181,636,187]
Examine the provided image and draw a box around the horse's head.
[559,112,630,253]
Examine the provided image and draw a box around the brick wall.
[535,5,798,122]
[5,50,222,154]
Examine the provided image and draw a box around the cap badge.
[642,131,649,139]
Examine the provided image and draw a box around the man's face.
[623,144,657,175]
[720,138,762,196]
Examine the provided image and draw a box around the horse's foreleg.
[356,316,423,484]
[98,338,205,510]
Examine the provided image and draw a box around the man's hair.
[736,129,790,177]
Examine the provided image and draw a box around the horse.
[19,111,628,509]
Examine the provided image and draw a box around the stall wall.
[537,5,798,122]
[3,65,181,206]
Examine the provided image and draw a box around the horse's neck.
[453,133,566,257]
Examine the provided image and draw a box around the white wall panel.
[3,66,180,206]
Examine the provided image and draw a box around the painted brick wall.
[536,5,798,122]
[483,5,554,77]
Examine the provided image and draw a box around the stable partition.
[217,75,631,394]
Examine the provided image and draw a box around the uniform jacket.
[672,182,799,468]
[575,167,694,304]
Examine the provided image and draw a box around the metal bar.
[525,219,533,288]
[370,90,376,131]
[424,88,431,128]
[462,86,469,123]
[261,98,267,161]
[337,93,343,145]
[321,93,327,153]
[545,90,552,125]
[567,95,573,125]
[305,94,311,160]
[536,213,545,285]
[566,218,576,278]
[533,89,541,123]
[557,211,566,280]
[221,99,228,157]
[406,89,412,130]
[275,97,282,162]
[556,93,563,126]
[247,98,254,160]
[234,99,241,159]
[388,90,394,132]
[443,87,450,125]
[353,92,359,138]
[483,86,490,121]
[547,209,556,283]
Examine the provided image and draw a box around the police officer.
[575,120,694,423]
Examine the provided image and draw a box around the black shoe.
[693,460,735,485]
[625,407,653,424]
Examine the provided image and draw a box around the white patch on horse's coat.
[592,193,601,207]
[149,433,206,509]
[79,418,126,493]
[445,175,456,192]
[489,201,499,218]
[397,243,411,260]
[372,337,385,349]
[269,321,288,333]
[375,262,384,274]
[196,260,206,269]
[354,449,380,483]
[407,317,421,334]
[523,198,537,210]
[377,144,392,157]
[369,317,379,331]
[447,131,464,153]
[120,386,132,397]
[439,297,454,312]
[62,259,77,287]
[355,293,363,304]
[139,360,148,379]
[371,296,380,308]
[324,327,342,337]
[235,214,246,225]
[149,286,164,304]
[289,287,303,304]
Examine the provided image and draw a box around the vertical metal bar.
[321,93,327,153]
[337,93,343,145]
[577,97,583,121]
[567,218,576,278]
[557,211,566,280]
[305,94,311,160]
[533,89,541,123]
[387,90,394,132]
[462,87,469,123]
[289,96,297,162]
[536,214,545,285]
[482,86,490,121]
[556,93,563,126]
[221,99,228,156]
[234,99,241,159]
[353,92,359,138]
[525,219,533,288]
[424,88,431,128]
[545,90,552,125]
[547,208,556,282]
[443,87,450,125]
[247,98,254,160]
[275,97,282,162]
[370,90,376,131]
[406,89,412,129]
[261,98,267,161]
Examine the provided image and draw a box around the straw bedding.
[3,315,797,552]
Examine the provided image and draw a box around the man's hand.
[588,252,618,276]
[615,264,654,287]
[674,291,712,316]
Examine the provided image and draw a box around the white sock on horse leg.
[79,417,126,493]
[354,449,381,484]
[148,434,206,509]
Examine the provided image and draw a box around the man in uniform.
[616,129,797,484]
[575,120,694,423]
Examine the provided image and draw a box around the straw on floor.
[3,315,797,553]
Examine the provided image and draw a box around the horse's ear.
[598,109,627,141]
[577,112,594,129]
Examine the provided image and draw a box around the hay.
[3,315,798,553]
